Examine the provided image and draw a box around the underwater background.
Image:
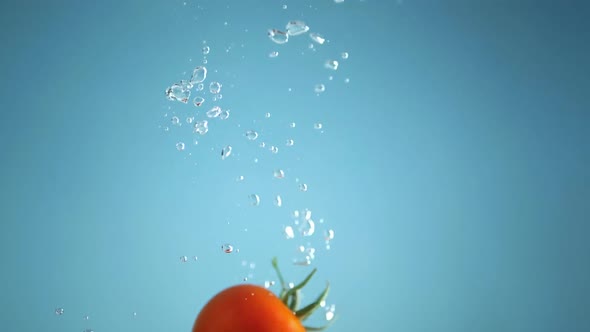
[1,0,589,331]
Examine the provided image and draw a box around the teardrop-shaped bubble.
[221,145,232,160]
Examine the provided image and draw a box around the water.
[4,2,590,332]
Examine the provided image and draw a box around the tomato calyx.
[272,257,335,331]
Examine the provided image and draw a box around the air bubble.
[314,123,323,130]
[314,84,326,93]
[269,51,279,58]
[194,120,209,135]
[245,130,259,140]
[165,81,191,103]
[190,66,207,84]
[341,52,349,59]
[206,106,222,118]
[274,195,283,207]
[270,146,279,154]
[193,96,205,107]
[55,308,64,315]
[284,226,295,239]
[176,142,185,151]
[171,116,180,125]
[268,29,289,44]
[209,81,222,94]
[180,256,188,262]
[274,169,285,179]
[202,46,210,55]
[324,59,339,70]
[286,139,294,146]
[221,145,232,160]
[286,20,309,36]
[309,32,325,45]
[249,194,261,206]
[222,244,234,253]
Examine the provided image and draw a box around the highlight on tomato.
[192,257,335,332]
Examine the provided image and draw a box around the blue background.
[1,0,589,331]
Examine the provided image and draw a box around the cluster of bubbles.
[282,209,336,266]
[267,20,350,93]
[162,8,341,323]
[164,42,232,148]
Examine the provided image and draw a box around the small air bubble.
[222,244,234,253]
[193,96,205,107]
[249,194,261,206]
[176,142,185,151]
[209,81,222,94]
[221,145,232,160]
[245,130,259,140]
[284,226,295,239]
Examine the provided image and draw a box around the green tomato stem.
[271,257,334,332]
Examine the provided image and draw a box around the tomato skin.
[192,284,306,332]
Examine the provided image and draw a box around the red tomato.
[192,258,333,332]
[192,284,305,332]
